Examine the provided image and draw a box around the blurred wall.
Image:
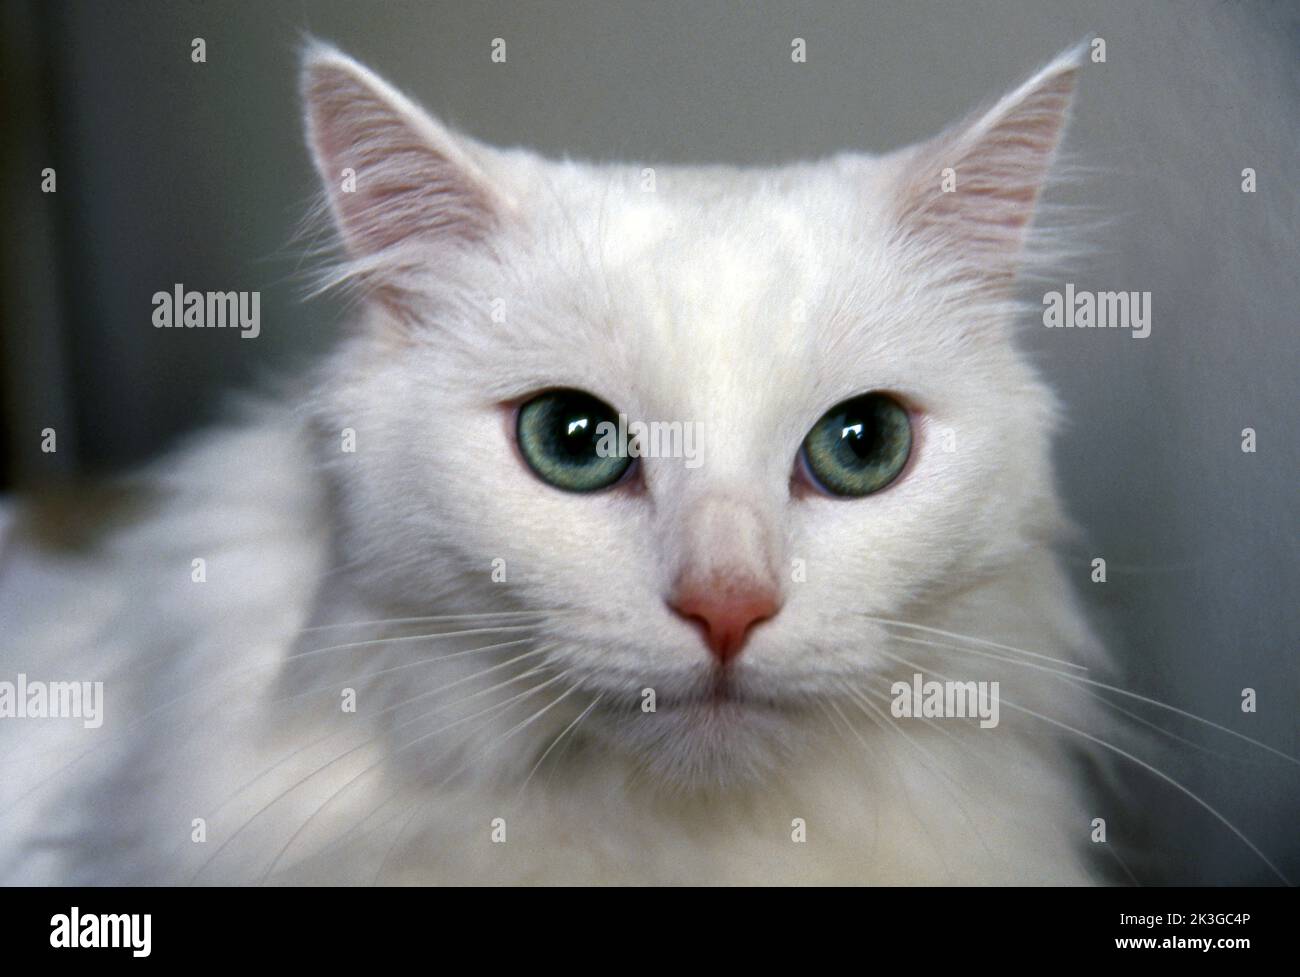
[1,0,1296,881]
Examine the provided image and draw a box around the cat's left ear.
[887,45,1083,279]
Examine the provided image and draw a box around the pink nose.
[670,582,781,664]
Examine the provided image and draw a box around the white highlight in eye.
[567,418,589,436]
[841,423,863,440]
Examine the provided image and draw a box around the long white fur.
[0,43,1111,884]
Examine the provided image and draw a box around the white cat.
[0,42,1113,884]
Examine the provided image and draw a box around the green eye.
[801,393,912,497]
[517,389,632,493]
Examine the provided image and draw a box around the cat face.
[303,44,1079,783]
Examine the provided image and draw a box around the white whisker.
[193,646,559,881]
[299,609,569,633]
[875,646,1291,885]
[860,614,1090,671]
[257,666,569,883]
[519,692,604,796]
[890,632,1300,766]
[373,676,582,882]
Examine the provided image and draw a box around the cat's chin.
[593,691,803,791]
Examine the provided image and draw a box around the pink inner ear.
[893,59,1078,261]
[305,63,496,259]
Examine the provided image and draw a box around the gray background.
[1,0,1296,882]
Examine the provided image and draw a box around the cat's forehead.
[533,158,880,268]
[497,158,921,414]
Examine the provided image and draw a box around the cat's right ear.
[885,45,1083,288]
[301,43,512,306]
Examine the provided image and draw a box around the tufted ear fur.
[301,43,512,317]
[889,46,1082,286]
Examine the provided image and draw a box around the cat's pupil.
[557,413,598,459]
[837,417,875,462]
